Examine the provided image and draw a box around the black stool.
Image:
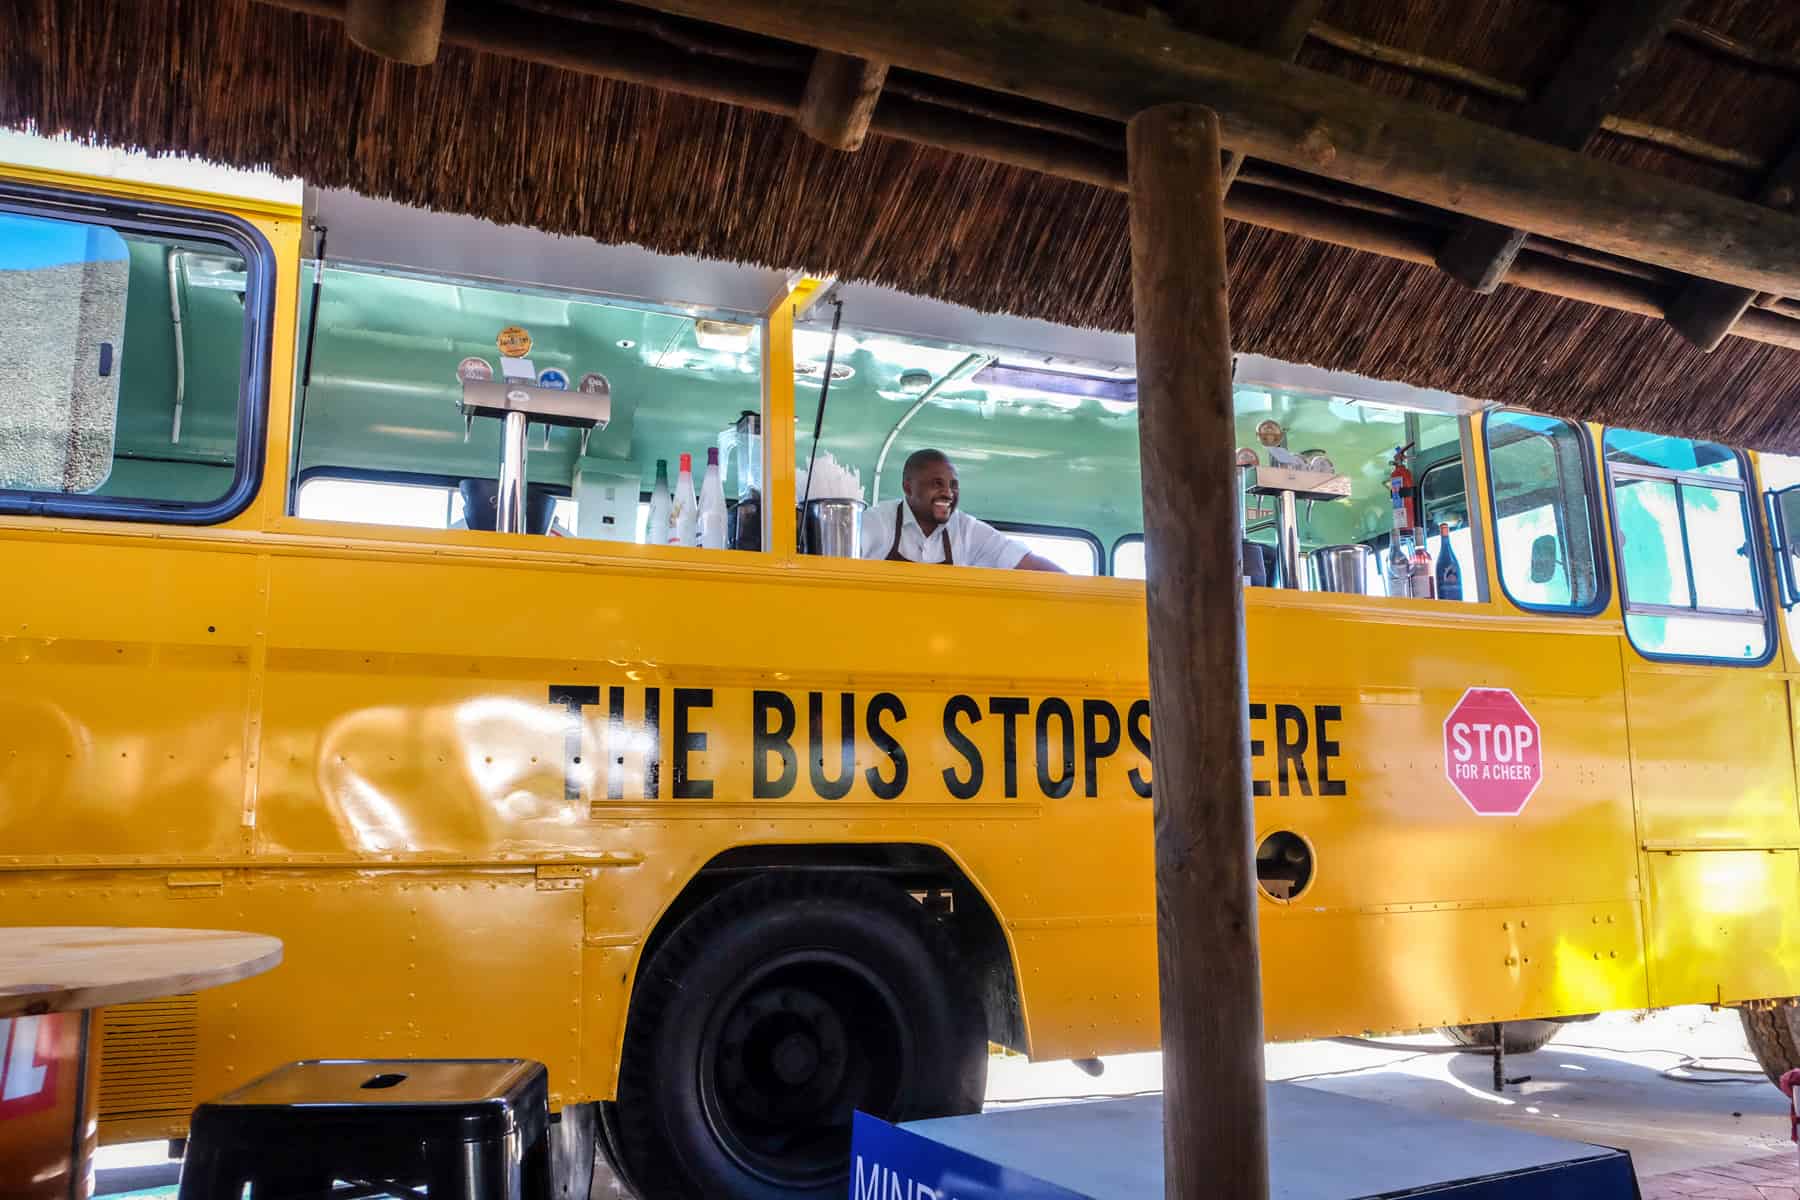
[178,1059,550,1200]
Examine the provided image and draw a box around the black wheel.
[616,873,987,1199]
[1739,1005,1800,1088]
[1440,1020,1560,1054]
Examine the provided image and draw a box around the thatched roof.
[8,0,1800,449]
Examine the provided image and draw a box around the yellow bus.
[5,150,1800,1199]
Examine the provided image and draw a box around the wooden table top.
[0,927,283,1018]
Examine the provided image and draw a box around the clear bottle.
[647,459,672,546]
[671,452,699,547]
[1435,522,1463,601]
[698,447,728,550]
[1408,538,1435,599]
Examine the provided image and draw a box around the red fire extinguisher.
[1387,444,1416,531]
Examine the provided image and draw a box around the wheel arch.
[610,842,1028,1088]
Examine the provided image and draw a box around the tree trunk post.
[1127,101,1269,1200]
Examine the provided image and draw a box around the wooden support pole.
[1127,102,1268,1200]
[1666,141,1800,351]
[797,51,889,150]
[345,0,445,64]
[624,0,1800,299]
[1435,0,1686,293]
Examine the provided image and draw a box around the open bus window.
[790,324,1128,571]
[292,264,761,548]
[1604,429,1768,662]
[1484,411,1603,613]
[1234,390,1474,597]
[0,204,262,519]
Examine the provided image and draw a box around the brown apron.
[885,500,954,565]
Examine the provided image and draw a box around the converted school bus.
[8,0,1800,1197]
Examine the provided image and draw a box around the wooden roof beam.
[1666,138,1800,351]
[345,0,445,64]
[798,51,889,150]
[1159,0,1326,192]
[621,0,1800,298]
[1435,0,1687,294]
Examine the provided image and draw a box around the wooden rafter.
[345,0,445,64]
[1666,137,1800,351]
[798,51,889,150]
[1194,0,1327,192]
[1435,0,1687,294]
[613,0,1800,299]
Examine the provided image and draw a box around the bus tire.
[1738,1004,1800,1088]
[615,871,987,1200]
[1439,1020,1560,1054]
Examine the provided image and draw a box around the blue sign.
[537,367,570,390]
[849,1113,1090,1200]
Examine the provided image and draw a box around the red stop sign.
[1443,688,1542,816]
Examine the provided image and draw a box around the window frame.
[0,180,275,525]
[1601,433,1774,667]
[1481,410,1610,617]
[1110,533,1144,580]
[988,519,1104,575]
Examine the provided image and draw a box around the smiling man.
[861,448,1065,571]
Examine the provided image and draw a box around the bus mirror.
[1772,486,1800,606]
[1529,535,1558,584]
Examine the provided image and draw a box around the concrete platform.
[857,1083,1637,1199]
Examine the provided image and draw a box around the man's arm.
[1015,551,1066,573]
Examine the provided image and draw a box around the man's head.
[902,448,959,532]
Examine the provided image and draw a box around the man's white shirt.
[859,499,1029,569]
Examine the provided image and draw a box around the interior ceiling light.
[973,362,1137,405]
[694,319,756,354]
[617,339,636,350]
[897,369,934,394]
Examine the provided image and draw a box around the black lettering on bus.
[671,688,713,799]
[1080,699,1120,799]
[607,686,627,800]
[1275,703,1312,797]
[1035,697,1075,799]
[942,695,984,799]
[989,696,1030,798]
[1247,702,1271,798]
[809,690,856,800]
[865,692,908,800]
[1126,698,1152,798]
[547,685,599,804]
[751,690,798,799]
[1316,704,1347,797]
[643,687,661,799]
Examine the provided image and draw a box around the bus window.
[297,473,580,535]
[1113,535,1145,580]
[0,201,265,520]
[792,325,1132,572]
[991,524,1101,575]
[293,264,761,548]
[1757,452,1800,652]
[1483,412,1603,613]
[1603,429,1768,662]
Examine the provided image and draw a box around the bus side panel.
[1644,850,1800,1006]
[0,533,258,861]
[1245,598,1646,1041]
[0,867,584,1138]
[1622,665,1800,1006]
